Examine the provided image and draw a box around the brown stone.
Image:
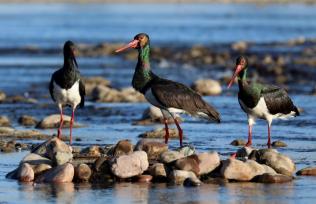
[136,175,152,183]
[272,140,287,147]
[112,139,133,157]
[252,173,293,183]
[17,163,34,182]
[230,139,247,146]
[36,163,74,183]
[175,155,200,175]
[0,116,11,127]
[18,115,38,126]
[296,167,316,176]
[74,164,92,182]
[135,139,168,160]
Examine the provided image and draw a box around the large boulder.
[160,151,186,164]
[197,152,220,175]
[169,170,202,185]
[251,149,296,176]
[17,163,35,182]
[20,153,52,166]
[192,79,222,96]
[31,137,73,166]
[36,114,83,129]
[111,151,149,179]
[135,139,168,160]
[74,164,92,182]
[36,163,74,183]
[220,158,276,181]
[148,163,168,179]
[175,155,200,175]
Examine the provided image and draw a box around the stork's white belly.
[53,80,81,108]
[239,96,296,124]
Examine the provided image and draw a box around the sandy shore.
[0,0,315,4]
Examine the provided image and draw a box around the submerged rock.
[0,91,6,102]
[18,115,38,127]
[197,152,220,175]
[111,151,149,179]
[220,158,276,181]
[138,128,179,139]
[296,167,316,176]
[252,173,293,183]
[192,79,222,96]
[169,170,202,185]
[36,114,83,129]
[0,116,11,127]
[36,163,74,183]
[251,149,296,176]
[135,139,168,160]
[272,140,288,147]
[230,139,247,146]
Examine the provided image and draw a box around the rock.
[296,167,316,176]
[160,151,185,164]
[90,157,114,183]
[119,87,146,103]
[18,115,38,126]
[272,140,287,147]
[252,149,296,176]
[31,137,73,166]
[136,175,152,183]
[80,145,102,157]
[0,127,14,134]
[6,95,37,104]
[138,128,179,139]
[169,170,202,185]
[231,41,248,52]
[192,79,222,96]
[197,152,220,175]
[134,106,182,125]
[0,91,6,102]
[252,173,293,183]
[83,76,111,96]
[36,114,83,129]
[220,158,276,181]
[183,177,202,187]
[0,128,49,140]
[203,177,229,185]
[135,140,168,160]
[177,145,195,157]
[21,153,52,166]
[230,139,246,146]
[74,164,92,182]
[36,163,74,183]
[0,116,11,127]
[111,151,149,179]
[175,155,200,175]
[148,163,167,179]
[112,140,133,157]
[236,146,255,159]
[33,164,52,175]
[17,163,34,182]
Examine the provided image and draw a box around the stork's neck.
[63,56,77,71]
[237,68,248,90]
[132,45,155,92]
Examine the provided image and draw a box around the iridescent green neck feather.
[132,44,154,92]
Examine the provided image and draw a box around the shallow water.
[0,3,316,204]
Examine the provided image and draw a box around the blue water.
[0,3,316,48]
[0,3,316,204]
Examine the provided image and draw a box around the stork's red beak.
[115,39,139,53]
[227,65,243,88]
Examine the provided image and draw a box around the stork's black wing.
[151,78,220,122]
[261,84,299,116]
[49,75,55,101]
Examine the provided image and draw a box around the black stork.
[228,56,299,148]
[115,33,220,147]
[49,41,85,145]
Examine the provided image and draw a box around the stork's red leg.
[57,107,64,139]
[164,119,169,144]
[69,109,75,145]
[246,124,252,147]
[267,124,271,148]
[174,119,183,147]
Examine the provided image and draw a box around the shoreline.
[0,0,315,4]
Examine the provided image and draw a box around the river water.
[0,3,316,204]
